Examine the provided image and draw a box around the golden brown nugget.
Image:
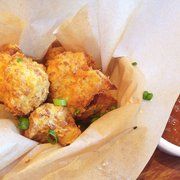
[25,103,81,146]
[3,56,49,116]
[46,51,115,116]
[0,44,21,55]
[0,53,12,102]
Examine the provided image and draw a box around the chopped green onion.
[143,91,149,99]
[91,117,99,123]
[53,98,67,106]
[18,117,29,130]
[110,105,117,111]
[143,91,153,101]
[47,130,58,144]
[74,109,80,116]
[146,93,153,100]
[100,112,106,116]
[132,62,137,66]
[17,58,23,63]
[91,114,101,123]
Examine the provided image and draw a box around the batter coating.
[46,51,116,118]
[0,53,12,102]
[46,49,95,68]
[3,56,49,116]
[25,103,81,146]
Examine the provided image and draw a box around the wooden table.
[138,148,180,179]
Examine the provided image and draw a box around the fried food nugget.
[0,44,21,55]
[46,51,116,117]
[0,53,12,102]
[3,56,50,116]
[25,103,81,146]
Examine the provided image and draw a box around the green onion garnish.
[143,91,153,101]
[132,62,137,66]
[91,117,99,123]
[91,114,101,123]
[53,98,67,106]
[100,112,106,116]
[18,117,29,130]
[74,109,80,116]
[17,58,23,63]
[110,105,117,110]
[47,130,58,144]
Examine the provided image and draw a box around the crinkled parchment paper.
[0,0,179,179]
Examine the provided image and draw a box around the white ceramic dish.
[158,137,180,157]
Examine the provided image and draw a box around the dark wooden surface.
[138,148,180,179]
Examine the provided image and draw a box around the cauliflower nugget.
[3,56,50,116]
[46,51,116,117]
[25,103,81,146]
[0,44,21,55]
[0,53,12,102]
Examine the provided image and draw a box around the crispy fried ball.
[78,92,117,120]
[0,44,21,55]
[3,56,50,116]
[46,51,115,117]
[0,53,12,102]
[25,103,81,146]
